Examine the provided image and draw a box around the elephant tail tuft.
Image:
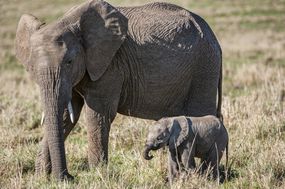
[225,141,229,182]
[217,56,223,121]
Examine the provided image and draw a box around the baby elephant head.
[143,117,189,160]
[143,120,171,160]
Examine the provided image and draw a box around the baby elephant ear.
[15,14,44,69]
[176,117,190,146]
[169,117,189,150]
[80,0,128,81]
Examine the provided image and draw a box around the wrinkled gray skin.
[15,0,222,180]
[143,115,228,181]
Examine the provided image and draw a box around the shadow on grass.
[71,157,89,172]
[219,164,239,184]
[21,160,35,174]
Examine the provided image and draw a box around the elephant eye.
[66,59,72,65]
[157,136,163,140]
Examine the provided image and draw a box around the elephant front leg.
[181,143,196,172]
[167,151,180,183]
[85,105,116,168]
[35,92,84,175]
[181,151,196,171]
[35,133,51,175]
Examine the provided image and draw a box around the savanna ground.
[0,0,285,188]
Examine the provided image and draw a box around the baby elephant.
[143,115,228,181]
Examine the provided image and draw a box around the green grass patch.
[239,17,285,32]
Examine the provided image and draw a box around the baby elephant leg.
[205,144,223,180]
[199,158,206,175]
[168,151,179,182]
[200,158,218,179]
[181,147,196,171]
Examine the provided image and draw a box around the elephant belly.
[117,50,195,120]
[118,87,189,120]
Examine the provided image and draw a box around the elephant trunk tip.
[143,145,154,160]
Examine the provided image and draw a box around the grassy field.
[1,0,285,188]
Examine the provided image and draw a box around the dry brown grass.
[0,0,285,188]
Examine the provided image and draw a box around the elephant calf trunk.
[143,145,154,160]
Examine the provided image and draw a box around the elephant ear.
[80,0,127,81]
[169,117,189,151]
[15,14,44,70]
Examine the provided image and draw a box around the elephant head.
[143,117,189,160]
[15,0,127,180]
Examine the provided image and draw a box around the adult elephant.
[15,0,222,180]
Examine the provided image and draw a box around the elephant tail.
[217,57,223,121]
[225,141,229,182]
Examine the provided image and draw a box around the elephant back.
[117,2,204,50]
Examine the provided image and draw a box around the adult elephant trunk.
[39,68,72,180]
[143,145,154,160]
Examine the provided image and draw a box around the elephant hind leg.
[184,72,219,117]
[201,145,222,180]
[35,92,84,175]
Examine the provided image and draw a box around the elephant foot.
[164,176,170,183]
[60,172,74,181]
[48,169,74,181]
[35,159,52,176]
[35,147,52,176]
[87,150,109,169]
[36,148,74,181]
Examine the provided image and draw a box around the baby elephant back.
[189,115,228,148]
